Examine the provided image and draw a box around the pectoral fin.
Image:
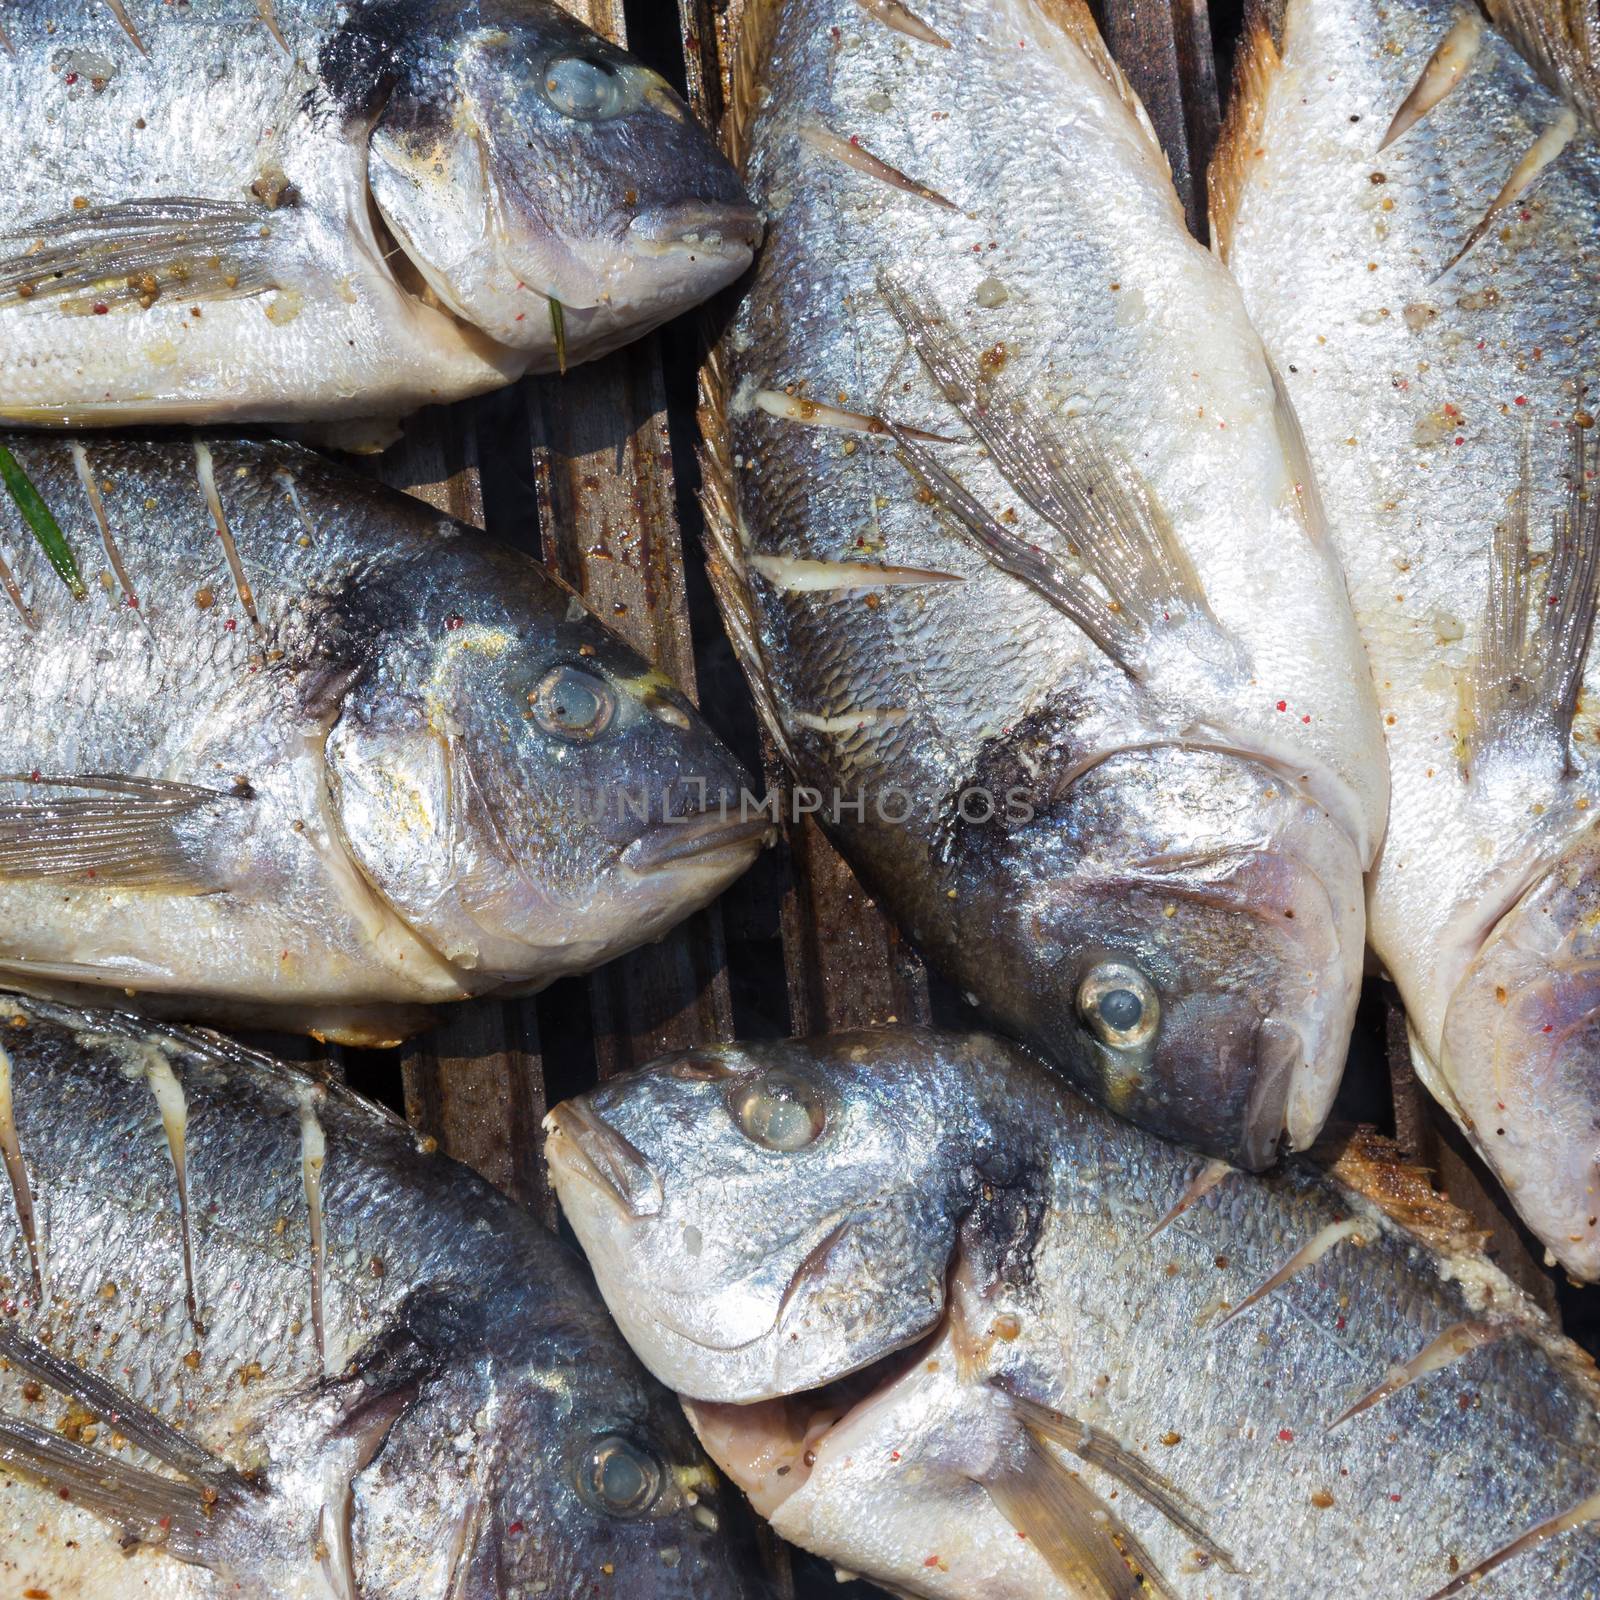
[1003,1388,1235,1571]
[983,1425,1171,1598]
[0,1412,235,1563]
[0,775,245,890]
[0,1324,241,1489]
[0,198,284,314]
[879,272,1214,668]
[1480,0,1599,135]
[1465,414,1600,776]
[889,424,1133,669]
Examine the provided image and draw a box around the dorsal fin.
[696,0,799,763]
[723,0,785,174]
[696,349,793,764]
[1316,1125,1490,1256]
[1208,6,1282,261]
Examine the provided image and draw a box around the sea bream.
[1213,0,1600,1272]
[548,1027,1600,1599]
[0,0,759,431]
[0,991,761,1600]
[0,434,765,1043]
[698,0,1389,1166]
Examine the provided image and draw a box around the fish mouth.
[545,1100,664,1219]
[626,202,764,261]
[621,813,773,876]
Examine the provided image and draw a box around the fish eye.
[579,1434,663,1518]
[530,664,616,742]
[542,53,633,120]
[1077,961,1160,1050]
[729,1069,826,1152]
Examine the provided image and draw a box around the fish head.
[359,0,760,365]
[545,1029,1001,1403]
[266,1284,757,1597]
[1439,825,1600,1280]
[326,563,765,985]
[486,1295,764,1599]
[953,743,1365,1168]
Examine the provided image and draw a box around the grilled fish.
[549,1027,1600,1599]
[698,0,1388,1166]
[0,991,761,1599]
[1215,0,1600,1273]
[0,0,759,429]
[0,434,764,1043]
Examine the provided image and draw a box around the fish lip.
[621,813,773,875]
[546,1101,664,1219]
[626,202,764,258]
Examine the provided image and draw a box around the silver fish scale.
[0,998,508,1590]
[1,0,304,198]
[1014,1146,1600,1595]
[0,441,339,768]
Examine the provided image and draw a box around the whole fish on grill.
[696,0,1389,1167]
[0,433,765,1043]
[1214,0,1600,1273]
[0,990,761,1599]
[0,0,759,432]
[549,1026,1600,1599]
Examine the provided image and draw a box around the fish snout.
[545,1099,664,1219]
[1090,996,1303,1169]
